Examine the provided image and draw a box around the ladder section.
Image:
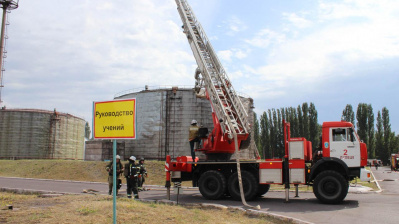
[175,0,250,138]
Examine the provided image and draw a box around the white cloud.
[245,0,399,86]
[218,50,233,62]
[3,0,196,121]
[224,16,247,35]
[283,12,313,29]
[217,48,249,63]
[237,0,399,116]
[245,29,286,48]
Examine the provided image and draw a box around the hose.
[230,122,260,210]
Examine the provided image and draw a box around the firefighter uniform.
[105,155,123,195]
[189,120,200,161]
[124,156,140,199]
[138,157,147,191]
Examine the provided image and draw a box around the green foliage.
[257,102,320,158]
[366,104,375,158]
[253,112,261,157]
[373,107,397,164]
[356,103,375,158]
[375,111,384,161]
[309,103,320,149]
[356,103,369,144]
[260,112,270,158]
[342,104,355,127]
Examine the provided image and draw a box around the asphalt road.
[1,167,399,224]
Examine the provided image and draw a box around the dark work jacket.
[106,161,123,176]
[124,161,140,179]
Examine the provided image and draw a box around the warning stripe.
[165,162,169,171]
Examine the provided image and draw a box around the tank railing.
[114,85,252,99]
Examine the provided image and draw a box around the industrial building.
[0,108,86,159]
[85,86,258,161]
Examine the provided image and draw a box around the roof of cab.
[322,121,353,128]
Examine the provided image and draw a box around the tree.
[342,104,355,127]
[253,112,261,157]
[356,103,375,158]
[375,111,384,160]
[309,103,320,150]
[356,103,369,145]
[297,105,303,137]
[259,112,269,159]
[257,102,320,158]
[382,107,392,164]
[302,103,310,140]
[291,108,299,137]
[272,109,279,158]
[366,104,375,158]
[268,109,274,158]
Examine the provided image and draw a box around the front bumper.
[360,167,371,182]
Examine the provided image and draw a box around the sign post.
[93,99,136,224]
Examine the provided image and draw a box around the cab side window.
[348,128,355,142]
[332,128,347,141]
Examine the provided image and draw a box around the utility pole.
[0,0,18,105]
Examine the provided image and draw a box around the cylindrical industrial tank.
[97,86,257,160]
[0,108,86,159]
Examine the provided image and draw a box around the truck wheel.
[198,170,227,200]
[257,184,270,197]
[313,170,348,204]
[228,170,258,201]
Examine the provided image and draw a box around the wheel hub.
[323,180,338,195]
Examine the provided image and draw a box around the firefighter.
[138,157,148,191]
[124,156,140,199]
[189,119,200,161]
[105,155,123,195]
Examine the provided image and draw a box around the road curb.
[0,187,79,195]
[0,176,107,185]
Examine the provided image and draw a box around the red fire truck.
[391,154,399,171]
[166,0,371,204]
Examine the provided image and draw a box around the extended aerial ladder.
[176,0,250,152]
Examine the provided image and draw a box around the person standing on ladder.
[124,156,140,199]
[189,120,200,161]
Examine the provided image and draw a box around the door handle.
[347,146,355,148]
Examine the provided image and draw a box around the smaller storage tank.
[0,108,86,159]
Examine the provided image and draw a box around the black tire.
[313,170,349,204]
[257,184,270,197]
[198,170,227,200]
[227,170,258,201]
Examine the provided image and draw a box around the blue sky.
[2,0,398,133]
